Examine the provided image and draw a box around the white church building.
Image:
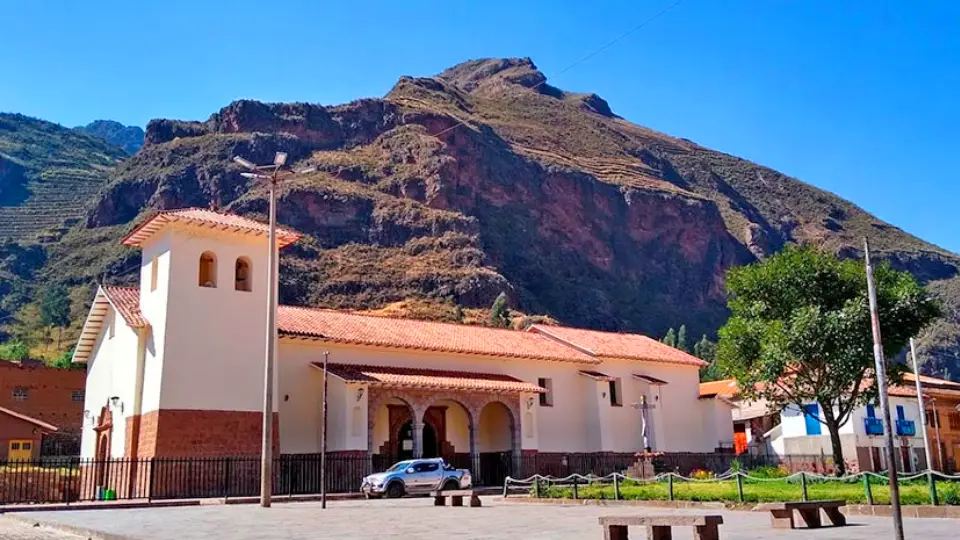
[73,208,733,480]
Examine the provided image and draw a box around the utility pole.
[931,397,945,470]
[321,351,329,509]
[234,153,316,508]
[910,338,934,471]
[864,238,904,540]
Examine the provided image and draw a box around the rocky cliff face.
[75,120,144,154]
[45,57,960,377]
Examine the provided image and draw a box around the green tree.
[717,246,941,475]
[694,335,722,381]
[49,347,80,369]
[661,327,676,348]
[490,292,511,328]
[677,324,688,352]
[41,284,71,352]
[0,340,29,362]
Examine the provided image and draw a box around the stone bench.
[598,515,723,540]
[755,499,846,529]
[430,489,481,507]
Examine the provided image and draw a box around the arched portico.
[367,388,522,484]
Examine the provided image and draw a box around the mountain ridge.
[2,57,958,377]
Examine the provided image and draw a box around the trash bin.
[105,488,116,501]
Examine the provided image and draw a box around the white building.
[73,208,733,482]
[701,379,927,473]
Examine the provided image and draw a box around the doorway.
[7,440,33,461]
[397,420,438,460]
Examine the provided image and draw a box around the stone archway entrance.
[398,420,438,460]
[477,400,518,486]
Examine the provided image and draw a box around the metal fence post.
[864,474,874,505]
[223,458,231,499]
[148,457,156,502]
[613,474,621,500]
[534,478,541,498]
[668,474,674,501]
[800,472,808,502]
[928,471,939,506]
[736,473,744,503]
[572,477,579,500]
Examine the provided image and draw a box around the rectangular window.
[609,378,623,407]
[802,404,821,435]
[22,442,31,451]
[949,412,960,431]
[538,378,553,407]
[72,390,85,402]
[896,405,905,421]
[866,404,876,418]
[150,257,159,291]
[12,387,28,401]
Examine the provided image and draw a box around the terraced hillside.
[3,58,959,377]
[0,114,127,241]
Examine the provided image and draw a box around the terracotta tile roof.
[529,325,707,367]
[278,306,597,363]
[0,406,58,432]
[121,208,301,248]
[904,373,960,391]
[634,374,669,385]
[74,286,148,363]
[699,379,740,398]
[102,286,148,328]
[578,370,617,382]
[315,363,546,394]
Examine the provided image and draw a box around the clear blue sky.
[2,1,958,253]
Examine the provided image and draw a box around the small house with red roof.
[73,208,733,479]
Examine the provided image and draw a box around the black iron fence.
[0,451,837,505]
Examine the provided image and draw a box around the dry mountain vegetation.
[1,58,958,376]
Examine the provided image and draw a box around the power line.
[428,0,686,140]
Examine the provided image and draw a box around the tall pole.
[932,397,944,470]
[864,238,904,540]
[260,171,279,508]
[321,351,329,509]
[911,338,934,471]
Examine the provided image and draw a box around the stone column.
[412,405,426,458]
[469,415,480,482]
[512,397,522,477]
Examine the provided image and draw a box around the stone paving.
[0,517,86,540]
[8,498,960,540]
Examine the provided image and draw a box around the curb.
[1,514,139,540]
[501,497,960,519]
[0,492,365,514]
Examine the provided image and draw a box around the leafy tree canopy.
[717,246,941,474]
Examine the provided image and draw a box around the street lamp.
[232,153,315,508]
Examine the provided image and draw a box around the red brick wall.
[0,362,86,433]
[130,410,280,458]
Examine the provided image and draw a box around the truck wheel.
[442,479,460,492]
[386,482,404,499]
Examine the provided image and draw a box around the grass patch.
[539,477,960,505]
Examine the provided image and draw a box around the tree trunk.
[821,407,847,476]
[56,327,62,352]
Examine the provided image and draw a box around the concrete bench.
[598,515,723,540]
[430,489,481,507]
[755,499,846,529]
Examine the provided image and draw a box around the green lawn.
[539,477,960,506]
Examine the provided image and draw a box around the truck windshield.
[387,461,413,472]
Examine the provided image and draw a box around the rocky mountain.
[75,120,144,154]
[4,58,960,377]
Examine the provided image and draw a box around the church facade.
[74,209,733,476]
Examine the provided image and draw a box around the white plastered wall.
[80,308,140,458]
[145,226,274,414]
[276,340,724,454]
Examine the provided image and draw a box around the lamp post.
[863,238,904,540]
[233,153,315,508]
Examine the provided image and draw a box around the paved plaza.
[5,498,960,540]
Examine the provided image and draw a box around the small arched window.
[199,251,217,288]
[235,257,252,292]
